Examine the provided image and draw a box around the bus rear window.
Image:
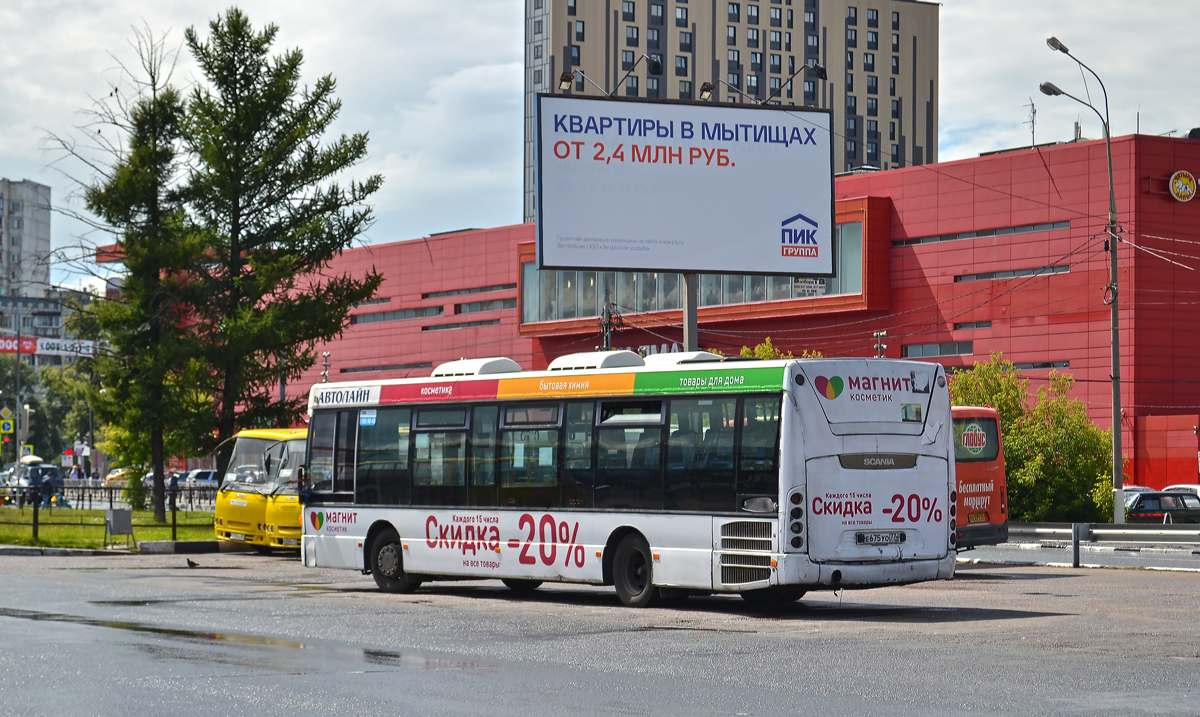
[952,417,1000,462]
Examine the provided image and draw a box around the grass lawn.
[0,507,215,549]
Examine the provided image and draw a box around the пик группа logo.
[781,211,819,257]
[814,375,844,399]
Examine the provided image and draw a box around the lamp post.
[1040,36,1124,523]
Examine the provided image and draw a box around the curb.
[955,555,1200,573]
[140,540,255,554]
[0,545,122,557]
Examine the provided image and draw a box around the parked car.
[140,471,181,489]
[1125,491,1200,524]
[1163,484,1200,498]
[105,468,132,484]
[1123,485,1153,493]
[186,469,219,488]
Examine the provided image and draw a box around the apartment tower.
[0,179,51,297]
[524,0,938,221]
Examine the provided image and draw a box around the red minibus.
[951,406,1008,548]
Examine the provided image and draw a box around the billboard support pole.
[682,273,699,352]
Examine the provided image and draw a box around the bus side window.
[470,406,499,507]
[355,407,412,506]
[333,410,358,494]
[666,398,736,512]
[562,402,595,509]
[411,406,469,507]
[737,396,781,498]
[595,401,664,511]
[308,411,336,492]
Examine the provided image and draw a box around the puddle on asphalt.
[0,606,498,673]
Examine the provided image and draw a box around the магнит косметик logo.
[814,376,844,399]
[310,512,324,530]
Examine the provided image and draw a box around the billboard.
[536,94,834,276]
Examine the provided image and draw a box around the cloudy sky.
[1,0,1197,288]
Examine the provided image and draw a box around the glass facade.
[521,222,864,323]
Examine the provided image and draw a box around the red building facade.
[302,135,1200,486]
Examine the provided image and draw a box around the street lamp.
[698,82,714,101]
[1041,36,1124,523]
[558,68,611,95]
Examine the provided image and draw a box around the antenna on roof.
[1023,97,1036,149]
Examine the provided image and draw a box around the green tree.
[81,29,204,521]
[949,352,1112,522]
[739,337,822,359]
[0,354,40,465]
[181,8,382,470]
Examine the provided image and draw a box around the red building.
[301,134,1200,487]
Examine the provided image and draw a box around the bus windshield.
[265,438,308,495]
[221,437,278,493]
[952,417,1000,463]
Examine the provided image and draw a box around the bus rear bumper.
[956,522,1009,550]
[780,552,956,589]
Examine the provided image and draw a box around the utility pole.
[599,303,625,351]
[873,330,888,358]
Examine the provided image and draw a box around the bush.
[950,352,1112,522]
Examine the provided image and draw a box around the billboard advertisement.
[536,94,834,276]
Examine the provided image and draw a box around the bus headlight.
[949,504,956,517]
[791,536,804,549]
[790,492,803,505]
[950,490,957,503]
[790,507,803,520]
[790,521,803,534]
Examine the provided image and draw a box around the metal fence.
[1,482,218,512]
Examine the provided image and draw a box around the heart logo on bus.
[814,375,844,400]
[310,512,324,530]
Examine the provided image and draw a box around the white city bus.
[299,351,957,606]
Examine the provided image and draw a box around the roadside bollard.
[31,486,40,541]
[171,485,178,541]
[1071,523,1091,568]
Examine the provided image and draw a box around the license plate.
[229,533,246,541]
[280,539,299,546]
[230,499,247,507]
[857,531,905,545]
[968,512,988,524]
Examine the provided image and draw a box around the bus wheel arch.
[601,526,644,586]
[607,529,661,608]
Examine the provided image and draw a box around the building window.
[576,21,585,41]
[846,95,856,113]
[889,121,896,140]
[889,77,896,96]
[954,321,992,330]
[891,55,899,74]
[623,1,636,21]
[623,50,635,70]
[770,7,782,26]
[728,2,740,22]
[866,142,878,162]
[846,28,857,47]
[866,119,878,137]
[627,26,639,46]
[892,11,899,30]
[867,8,878,27]
[771,30,782,50]
[647,77,660,97]
[785,31,792,51]
[845,72,853,92]
[846,51,853,69]
[626,75,639,96]
[747,4,759,24]
[902,342,973,359]
[679,80,693,99]
[867,30,878,49]
[456,298,517,315]
[728,49,741,70]
[568,0,576,15]
[747,74,759,95]
[647,28,660,48]
[576,73,585,91]
[866,97,878,115]
[847,6,857,24]
[864,53,874,71]
[676,55,689,75]
[787,8,793,28]
[891,99,899,118]
[803,80,815,100]
[747,27,759,47]
[533,44,543,60]
[867,75,877,94]
[955,265,1069,283]
[769,76,781,95]
[728,73,741,88]
[891,143,899,160]
[727,26,737,44]
[680,32,693,51]
[770,53,781,73]
[650,53,664,73]
[533,69,543,86]
[676,7,689,26]
[806,34,817,50]
[846,117,857,134]
[750,51,762,71]
[650,3,664,24]
[804,10,815,29]
[533,19,543,35]
[534,0,542,7]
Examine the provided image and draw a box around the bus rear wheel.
[613,534,660,608]
[501,579,543,593]
[370,530,422,594]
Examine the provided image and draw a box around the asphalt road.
[1,551,1199,716]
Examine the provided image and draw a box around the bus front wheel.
[613,534,660,608]
[370,530,422,594]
